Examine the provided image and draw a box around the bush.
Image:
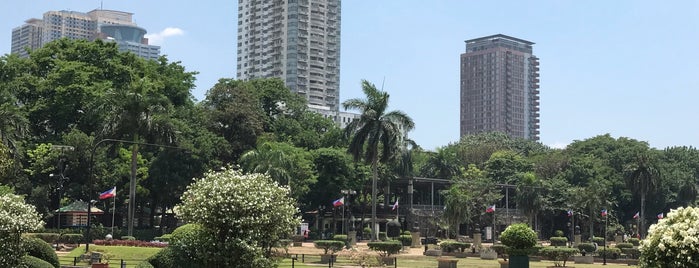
[627,237,640,246]
[439,240,471,252]
[401,230,411,235]
[135,261,155,268]
[539,246,579,267]
[397,234,412,246]
[313,240,345,255]
[596,247,621,259]
[153,234,172,242]
[640,206,699,267]
[615,242,633,249]
[577,243,597,254]
[549,237,568,247]
[491,244,509,260]
[378,232,387,241]
[121,236,136,240]
[20,255,54,268]
[145,246,178,268]
[22,237,59,268]
[554,230,564,237]
[591,236,605,246]
[500,223,537,253]
[367,241,402,257]
[622,248,640,259]
[23,233,60,244]
[60,234,83,244]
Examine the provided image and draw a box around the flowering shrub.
[0,194,43,267]
[640,206,699,267]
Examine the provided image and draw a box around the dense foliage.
[640,206,699,267]
[22,237,59,268]
[0,193,43,267]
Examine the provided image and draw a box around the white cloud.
[145,27,184,45]
[549,142,569,149]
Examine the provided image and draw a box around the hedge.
[23,233,60,244]
[577,242,597,254]
[592,237,605,246]
[439,240,471,252]
[20,255,54,268]
[313,240,345,255]
[549,237,568,247]
[397,235,412,246]
[621,247,640,259]
[121,236,136,241]
[615,242,633,249]
[539,247,579,267]
[596,247,621,259]
[627,237,640,246]
[367,241,402,257]
[22,237,59,268]
[59,234,83,244]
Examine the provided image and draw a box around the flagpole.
[111,195,116,235]
[342,203,345,235]
[603,212,608,265]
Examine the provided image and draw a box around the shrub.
[154,234,172,242]
[121,236,136,240]
[577,243,597,255]
[22,237,59,268]
[627,237,640,246]
[378,232,387,241]
[500,223,537,254]
[615,242,633,249]
[640,206,699,267]
[591,236,605,246]
[439,240,471,252]
[135,261,155,268]
[145,246,179,268]
[60,234,83,244]
[596,247,621,259]
[539,246,579,267]
[549,237,568,247]
[621,248,640,259]
[313,240,345,255]
[397,234,412,246]
[401,230,411,235]
[23,233,60,244]
[20,255,54,268]
[491,244,509,260]
[367,241,402,257]
[554,230,564,237]
[0,194,43,267]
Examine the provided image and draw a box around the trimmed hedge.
[332,234,349,248]
[23,233,60,244]
[154,234,172,242]
[121,236,136,240]
[397,234,412,246]
[313,240,345,255]
[491,244,508,259]
[621,247,640,259]
[20,255,54,268]
[135,261,156,268]
[577,242,597,254]
[549,237,568,247]
[367,241,402,257]
[627,237,640,246]
[596,247,621,259]
[60,234,83,244]
[439,240,471,252]
[378,232,387,241]
[592,237,605,246]
[23,237,59,268]
[615,242,633,249]
[539,246,579,267]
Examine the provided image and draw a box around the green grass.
[59,245,162,268]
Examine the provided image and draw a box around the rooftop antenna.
[381,76,386,91]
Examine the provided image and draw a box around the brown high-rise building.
[460,34,540,140]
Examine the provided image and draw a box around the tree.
[420,145,460,179]
[177,169,300,267]
[342,80,414,240]
[624,152,660,238]
[0,193,43,267]
[442,164,500,237]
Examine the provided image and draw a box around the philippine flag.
[657,213,664,219]
[633,212,640,219]
[332,197,344,207]
[99,186,116,200]
[486,205,496,213]
[601,209,608,217]
[567,209,573,217]
[392,198,399,211]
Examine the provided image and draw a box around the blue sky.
[2,1,698,151]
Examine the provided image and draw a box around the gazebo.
[55,200,104,227]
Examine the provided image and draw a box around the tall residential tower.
[236,0,341,112]
[460,34,540,140]
[11,9,160,60]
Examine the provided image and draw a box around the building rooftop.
[465,34,535,45]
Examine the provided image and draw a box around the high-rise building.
[236,0,341,112]
[10,9,160,60]
[460,34,540,140]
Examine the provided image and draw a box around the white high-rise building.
[236,0,341,112]
[11,9,160,60]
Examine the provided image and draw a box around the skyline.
[2,1,698,151]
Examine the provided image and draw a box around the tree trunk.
[128,141,138,236]
[371,157,378,241]
[640,192,646,238]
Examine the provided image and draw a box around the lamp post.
[340,189,356,235]
[86,139,188,252]
[50,173,69,231]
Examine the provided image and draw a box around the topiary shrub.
[554,230,564,237]
[439,240,471,253]
[313,240,345,255]
[401,230,411,235]
[332,234,349,248]
[550,237,568,247]
[577,243,596,255]
[621,248,640,259]
[22,237,59,268]
[20,255,54,268]
[539,246,579,267]
[60,234,83,244]
[500,223,537,256]
[591,237,605,246]
[615,242,633,249]
[145,246,178,268]
[596,247,621,259]
[627,237,640,246]
[397,234,412,246]
[378,232,387,241]
[367,241,402,257]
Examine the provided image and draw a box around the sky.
[2,1,698,151]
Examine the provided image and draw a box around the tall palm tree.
[239,141,294,195]
[624,152,660,238]
[343,80,414,240]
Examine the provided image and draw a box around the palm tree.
[239,141,294,195]
[343,80,414,241]
[624,152,660,238]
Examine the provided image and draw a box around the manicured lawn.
[60,245,162,268]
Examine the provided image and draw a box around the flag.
[486,205,496,213]
[392,198,399,211]
[99,186,116,200]
[567,209,573,217]
[633,212,639,219]
[332,197,344,207]
[601,209,608,217]
[657,213,664,219]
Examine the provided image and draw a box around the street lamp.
[50,173,69,231]
[340,189,356,235]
